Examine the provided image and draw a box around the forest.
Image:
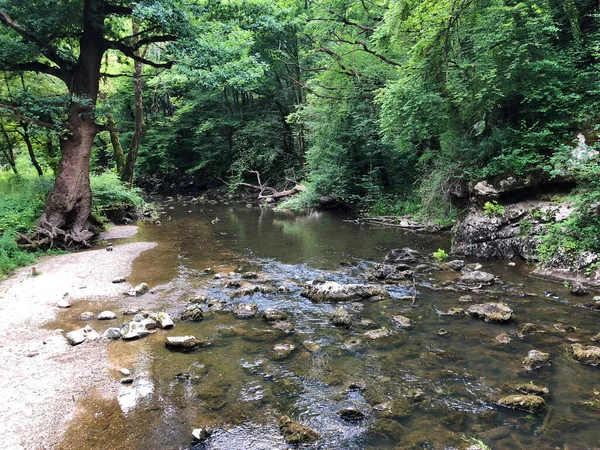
[1,0,600,273]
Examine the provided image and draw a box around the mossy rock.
[278,415,319,444]
[368,418,406,441]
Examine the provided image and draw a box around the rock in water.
[364,328,393,340]
[65,325,100,345]
[445,260,465,271]
[495,333,512,344]
[571,344,600,366]
[460,270,496,284]
[391,315,413,328]
[278,416,319,444]
[330,307,353,328]
[497,394,546,414]
[338,407,366,421]
[468,302,513,322]
[232,303,258,319]
[103,328,122,340]
[384,248,423,264]
[570,281,588,296]
[80,311,94,321]
[181,304,204,321]
[56,299,71,308]
[112,277,126,284]
[273,343,296,359]
[522,350,551,371]
[127,282,149,296]
[97,310,117,320]
[262,309,288,323]
[191,427,212,443]
[121,321,149,341]
[301,281,389,303]
[156,312,174,329]
[165,336,208,352]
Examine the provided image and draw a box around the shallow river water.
[54,199,600,450]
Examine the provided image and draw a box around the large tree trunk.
[37,0,104,247]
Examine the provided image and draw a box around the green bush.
[483,201,505,217]
[0,231,35,278]
[90,172,145,212]
[0,174,53,234]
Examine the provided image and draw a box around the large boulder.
[468,302,513,322]
[301,281,389,303]
[571,344,600,366]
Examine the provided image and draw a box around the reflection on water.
[56,201,600,450]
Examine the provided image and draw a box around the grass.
[0,164,146,278]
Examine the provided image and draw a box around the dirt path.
[0,239,156,450]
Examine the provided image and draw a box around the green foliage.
[0,231,35,278]
[519,220,533,236]
[483,201,505,217]
[90,172,145,212]
[432,248,449,263]
[0,172,53,233]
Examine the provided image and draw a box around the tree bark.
[37,0,104,247]
[106,112,125,174]
[121,19,144,185]
[19,122,43,176]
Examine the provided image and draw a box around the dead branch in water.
[221,170,306,203]
[346,215,453,233]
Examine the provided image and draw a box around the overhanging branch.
[0,103,56,130]
[104,39,174,68]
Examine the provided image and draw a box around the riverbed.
[53,199,600,449]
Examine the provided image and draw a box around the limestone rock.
[273,343,296,359]
[303,340,321,353]
[97,310,117,320]
[570,281,588,296]
[127,282,149,296]
[102,328,122,340]
[191,427,212,443]
[497,394,546,414]
[181,304,204,321]
[445,260,465,271]
[65,325,99,345]
[165,336,209,352]
[495,333,512,344]
[262,309,288,323]
[522,350,551,371]
[80,311,94,321]
[391,315,413,328]
[512,383,549,396]
[301,281,389,303]
[384,248,424,264]
[460,270,495,284]
[468,302,513,322]
[446,307,465,316]
[232,303,258,319]
[364,328,393,340]
[571,343,600,366]
[330,307,353,328]
[56,299,71,308]
[278,416,319,444]
[121,321,149,341]
[156,312,174,329]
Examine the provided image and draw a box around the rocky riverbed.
[3,201,600,450]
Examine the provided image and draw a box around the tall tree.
[0,0,177,246]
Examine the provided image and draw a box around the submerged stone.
[497,394,546,414]
[232,302,258,319]
[364,327,393,340]
[278,415,319,444]
[273,343,296,359]
[446,307,465,316]
[338,407,365,421]
[301,281,389,303]
[303,340,321,352]
[262,308,288,322]
[369,418,406,441]
[495,333,512,344]
[519,323,543,337]
[391,315,413,328]
[80,311,94,321]
[468,302,513,322]
[522,350,551,371]
[571,343,600,366]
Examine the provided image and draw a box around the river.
[54,198,600,449]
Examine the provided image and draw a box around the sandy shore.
[0,239,156,450]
